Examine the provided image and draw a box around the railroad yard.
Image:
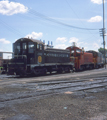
[0,68,107,120]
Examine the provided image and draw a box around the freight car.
[7,38,74,76]
[66,46,104,71]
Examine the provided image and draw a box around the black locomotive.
[8,38,74,76]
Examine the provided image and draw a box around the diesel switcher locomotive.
[66,46,104,71]
[8,38,74,76]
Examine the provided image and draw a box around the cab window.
[37,44,39,49]
[37,44,42,50]
[76,49,81,56]
[71,50,74,56]
[76,49,81,53]
[23,43,27,50]
[28,42,34,53]
[40,44,42,50]
[22,43,27,54]
[14,43,20,54]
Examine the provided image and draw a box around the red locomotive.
[66,46,104,71]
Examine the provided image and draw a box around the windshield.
[71,50,74,56]
[14,43,20,55]
[76,49,81,53]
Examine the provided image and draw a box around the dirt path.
[0,90,107,120]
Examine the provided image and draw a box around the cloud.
[93,42,99,49]
[0,49,3,51]
[91,0,102,4]
[56,37,67,43]
[88,16,102,22]
[69,37,79,44]
[55,44,67,49]
[0,0,28,15]
[98,39,102,43]
[25,32,43,39]
[0,38,10,44]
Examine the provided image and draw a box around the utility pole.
[103,0,106,68]
[99,0,106,68]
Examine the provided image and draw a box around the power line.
[4,0,99,31]
[29,9,99,31]
[0,19,24,36]
[64,0,100,40]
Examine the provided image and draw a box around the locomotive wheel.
[89,66,93,70]
[57,67,64,73]
[80,66,83,71]
[42,68,47,75]
[95,65,98,69]
[65,67,70,73]
[32,68,41,76]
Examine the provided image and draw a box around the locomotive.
[7,37,104,76]
[86,50,104,68]
[7,38,74,76]
[66,46,104,71]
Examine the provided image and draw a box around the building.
[0,53,3,66]
[0,52,13,66]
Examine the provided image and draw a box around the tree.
[98,47,107,55]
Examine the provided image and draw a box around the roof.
[66,46,82,50]
[15,38,44,44]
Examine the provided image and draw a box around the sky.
[0,0,107,58]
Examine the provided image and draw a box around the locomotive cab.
[70,48,82,57]
[67,46,82,70]
[8,38,44,75]
[13,38,44,64]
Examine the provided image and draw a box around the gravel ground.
[1,68,107,120]
[0,89,107,120]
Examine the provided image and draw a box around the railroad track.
[0,72,107,103]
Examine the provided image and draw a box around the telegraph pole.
[100,0,106,68]
[103,0,106,68]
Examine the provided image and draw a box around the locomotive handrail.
[14,55,27,59]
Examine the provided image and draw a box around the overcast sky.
[0,0,107,58]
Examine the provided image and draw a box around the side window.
[28,42,34,53]
[37,44,43,50]
[40,44,42,50]
[37,44,39,49]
